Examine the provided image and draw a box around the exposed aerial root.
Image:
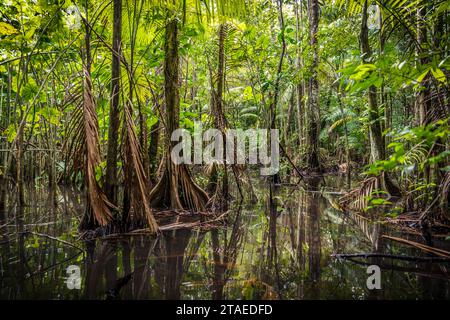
[149,153,209,212]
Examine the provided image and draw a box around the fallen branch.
[332,252,450,262]
[382,235,450,258]
[279,142,304,181]
[341,258,450,281]
[21,231,84,252]
[26,251,83,278]
[101,211,229,239]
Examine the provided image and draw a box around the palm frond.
[81,65,114,227]
[123,101,159,233]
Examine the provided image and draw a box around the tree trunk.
[415,5,429,126]
[16,120,24,206]
[284,91,294,150]
[337,89,351,189]
[360,0,385,163]
[105,0,122,205]
[306,0,321,172]
[269,0,286,184]
[148,117,160,184]
[149,14,208,211]
[294,0,304,150]
[120,0,158,233]
[79,10,114,230]
[360,1,400,197]
[208,23,228,202]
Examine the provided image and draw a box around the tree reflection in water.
[1,181,450,300]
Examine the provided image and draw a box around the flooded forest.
[0,0,449,300]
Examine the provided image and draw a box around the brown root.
[149,153,209,212]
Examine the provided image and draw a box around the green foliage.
[366,120,449,177]
[0,0,448,221]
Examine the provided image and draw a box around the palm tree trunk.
[269,0,286,184]
[208,24,229,207]
[105,0,122,205]
[360,0,385,163]
[294,0,305,152]
[79,9,114,230]
[416,5,429,126]
[149,14,208,211]
[148,117,160,184]
[306,0,321,172]
[360,1,400,197]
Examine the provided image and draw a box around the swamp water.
[1,176,449,299]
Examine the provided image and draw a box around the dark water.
[1,176,449,300]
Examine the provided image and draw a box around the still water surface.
[1,176,449,299]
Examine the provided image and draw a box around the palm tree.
[149,0,251,211]
[79,3,114,230]
[306,0,321,172]
[360,0,385,163]
[105,0,122,206]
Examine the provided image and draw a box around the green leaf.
[431,68,447,83]
[4,124,17,143]
[416,69,430,83]
[369,198,392,206]
[0,22,18,35]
